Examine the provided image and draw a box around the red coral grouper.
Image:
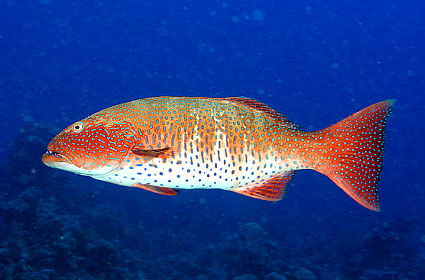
[42,97,394,211]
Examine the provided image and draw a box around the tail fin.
[312,100,395,211]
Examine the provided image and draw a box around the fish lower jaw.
[41,151,88,174]
[42,150,69,165]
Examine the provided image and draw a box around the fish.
[42,96,395,211]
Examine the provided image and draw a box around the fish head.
[42,117,138,176]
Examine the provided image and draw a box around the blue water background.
[1,0,425,279]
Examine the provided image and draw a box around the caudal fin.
[312,100,395,211]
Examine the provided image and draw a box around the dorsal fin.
[222,97,300,130]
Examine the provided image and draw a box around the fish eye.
[72,122,84,133]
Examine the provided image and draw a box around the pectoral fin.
[132,183,179,196]
[232,171,294,201]
[131,147,175,159]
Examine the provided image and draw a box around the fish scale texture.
[43,97,394,211]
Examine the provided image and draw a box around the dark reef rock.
[233,274,259,280]
[265,272,288,280]
[292,266,317,280]
[238,222,267,241]
[218,223,284,279]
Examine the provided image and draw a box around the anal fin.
[132,183,179,196]
[232,171,294,201]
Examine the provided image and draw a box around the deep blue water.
[1,0,425,279]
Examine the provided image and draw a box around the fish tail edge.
[311,99,395,211]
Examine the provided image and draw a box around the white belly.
[93,142,293,190]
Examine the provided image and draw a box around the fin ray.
[233,171,294,201]
[132,183,179,195]
[309,100,395,211]
[221,97,300,130]
[131,147,175,159]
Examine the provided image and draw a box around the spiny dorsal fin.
[222,97,300,130]
[232,171,294,201]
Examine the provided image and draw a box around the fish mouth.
[45,150,61,156]
[42,149,70,166]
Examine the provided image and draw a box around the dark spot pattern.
[44,97,394,211]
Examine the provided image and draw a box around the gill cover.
[43,119,139,175]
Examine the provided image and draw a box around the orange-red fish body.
[105,97,300,192]
[42,96,394,211]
